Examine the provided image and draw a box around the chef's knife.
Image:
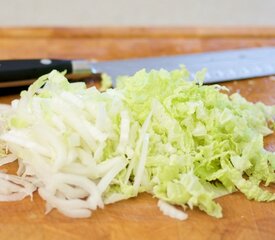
[1,47,275,88]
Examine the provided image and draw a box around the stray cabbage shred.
[0,68,274,219]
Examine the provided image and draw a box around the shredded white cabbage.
[0,172,36,201]
[158,200,188,220]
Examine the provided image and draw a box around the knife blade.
[1,47,275,89]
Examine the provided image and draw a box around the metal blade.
[90,47,275,86]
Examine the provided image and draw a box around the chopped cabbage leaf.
[0,68,274,219]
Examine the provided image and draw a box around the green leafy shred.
[116,67,275,218]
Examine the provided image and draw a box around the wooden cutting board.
[0,27,275,240]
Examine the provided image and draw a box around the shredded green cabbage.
[0,68,274,219]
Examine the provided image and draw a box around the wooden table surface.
[0,27,275,240]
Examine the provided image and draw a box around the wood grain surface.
[0,27,275,240]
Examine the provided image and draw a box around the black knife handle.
[0,59,73,82]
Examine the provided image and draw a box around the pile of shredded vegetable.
[0,68,274,220]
